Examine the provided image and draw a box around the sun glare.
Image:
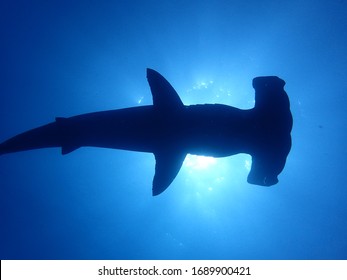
[137,96,144,104]
[184,154,217,170]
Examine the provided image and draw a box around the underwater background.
[1,0,346,259]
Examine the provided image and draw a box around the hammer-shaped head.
[247,76,293,186]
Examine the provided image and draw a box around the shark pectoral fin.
[147,68,184,110]
[152,151,186,196]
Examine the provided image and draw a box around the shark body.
[0,69,292,195]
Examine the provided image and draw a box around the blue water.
[1,0,347,260]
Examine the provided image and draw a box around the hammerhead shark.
[0,69,292,195]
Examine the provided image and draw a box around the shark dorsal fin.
[147,68,186,195]
[152,150,186,196]
[147,68,184,110]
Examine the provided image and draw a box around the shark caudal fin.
[147,68,186,195]
[247,76,293,186]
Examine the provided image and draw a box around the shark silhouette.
[0,69,292,195]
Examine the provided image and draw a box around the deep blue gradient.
[1,0,347,259]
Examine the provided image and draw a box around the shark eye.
[262,175,278,186]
